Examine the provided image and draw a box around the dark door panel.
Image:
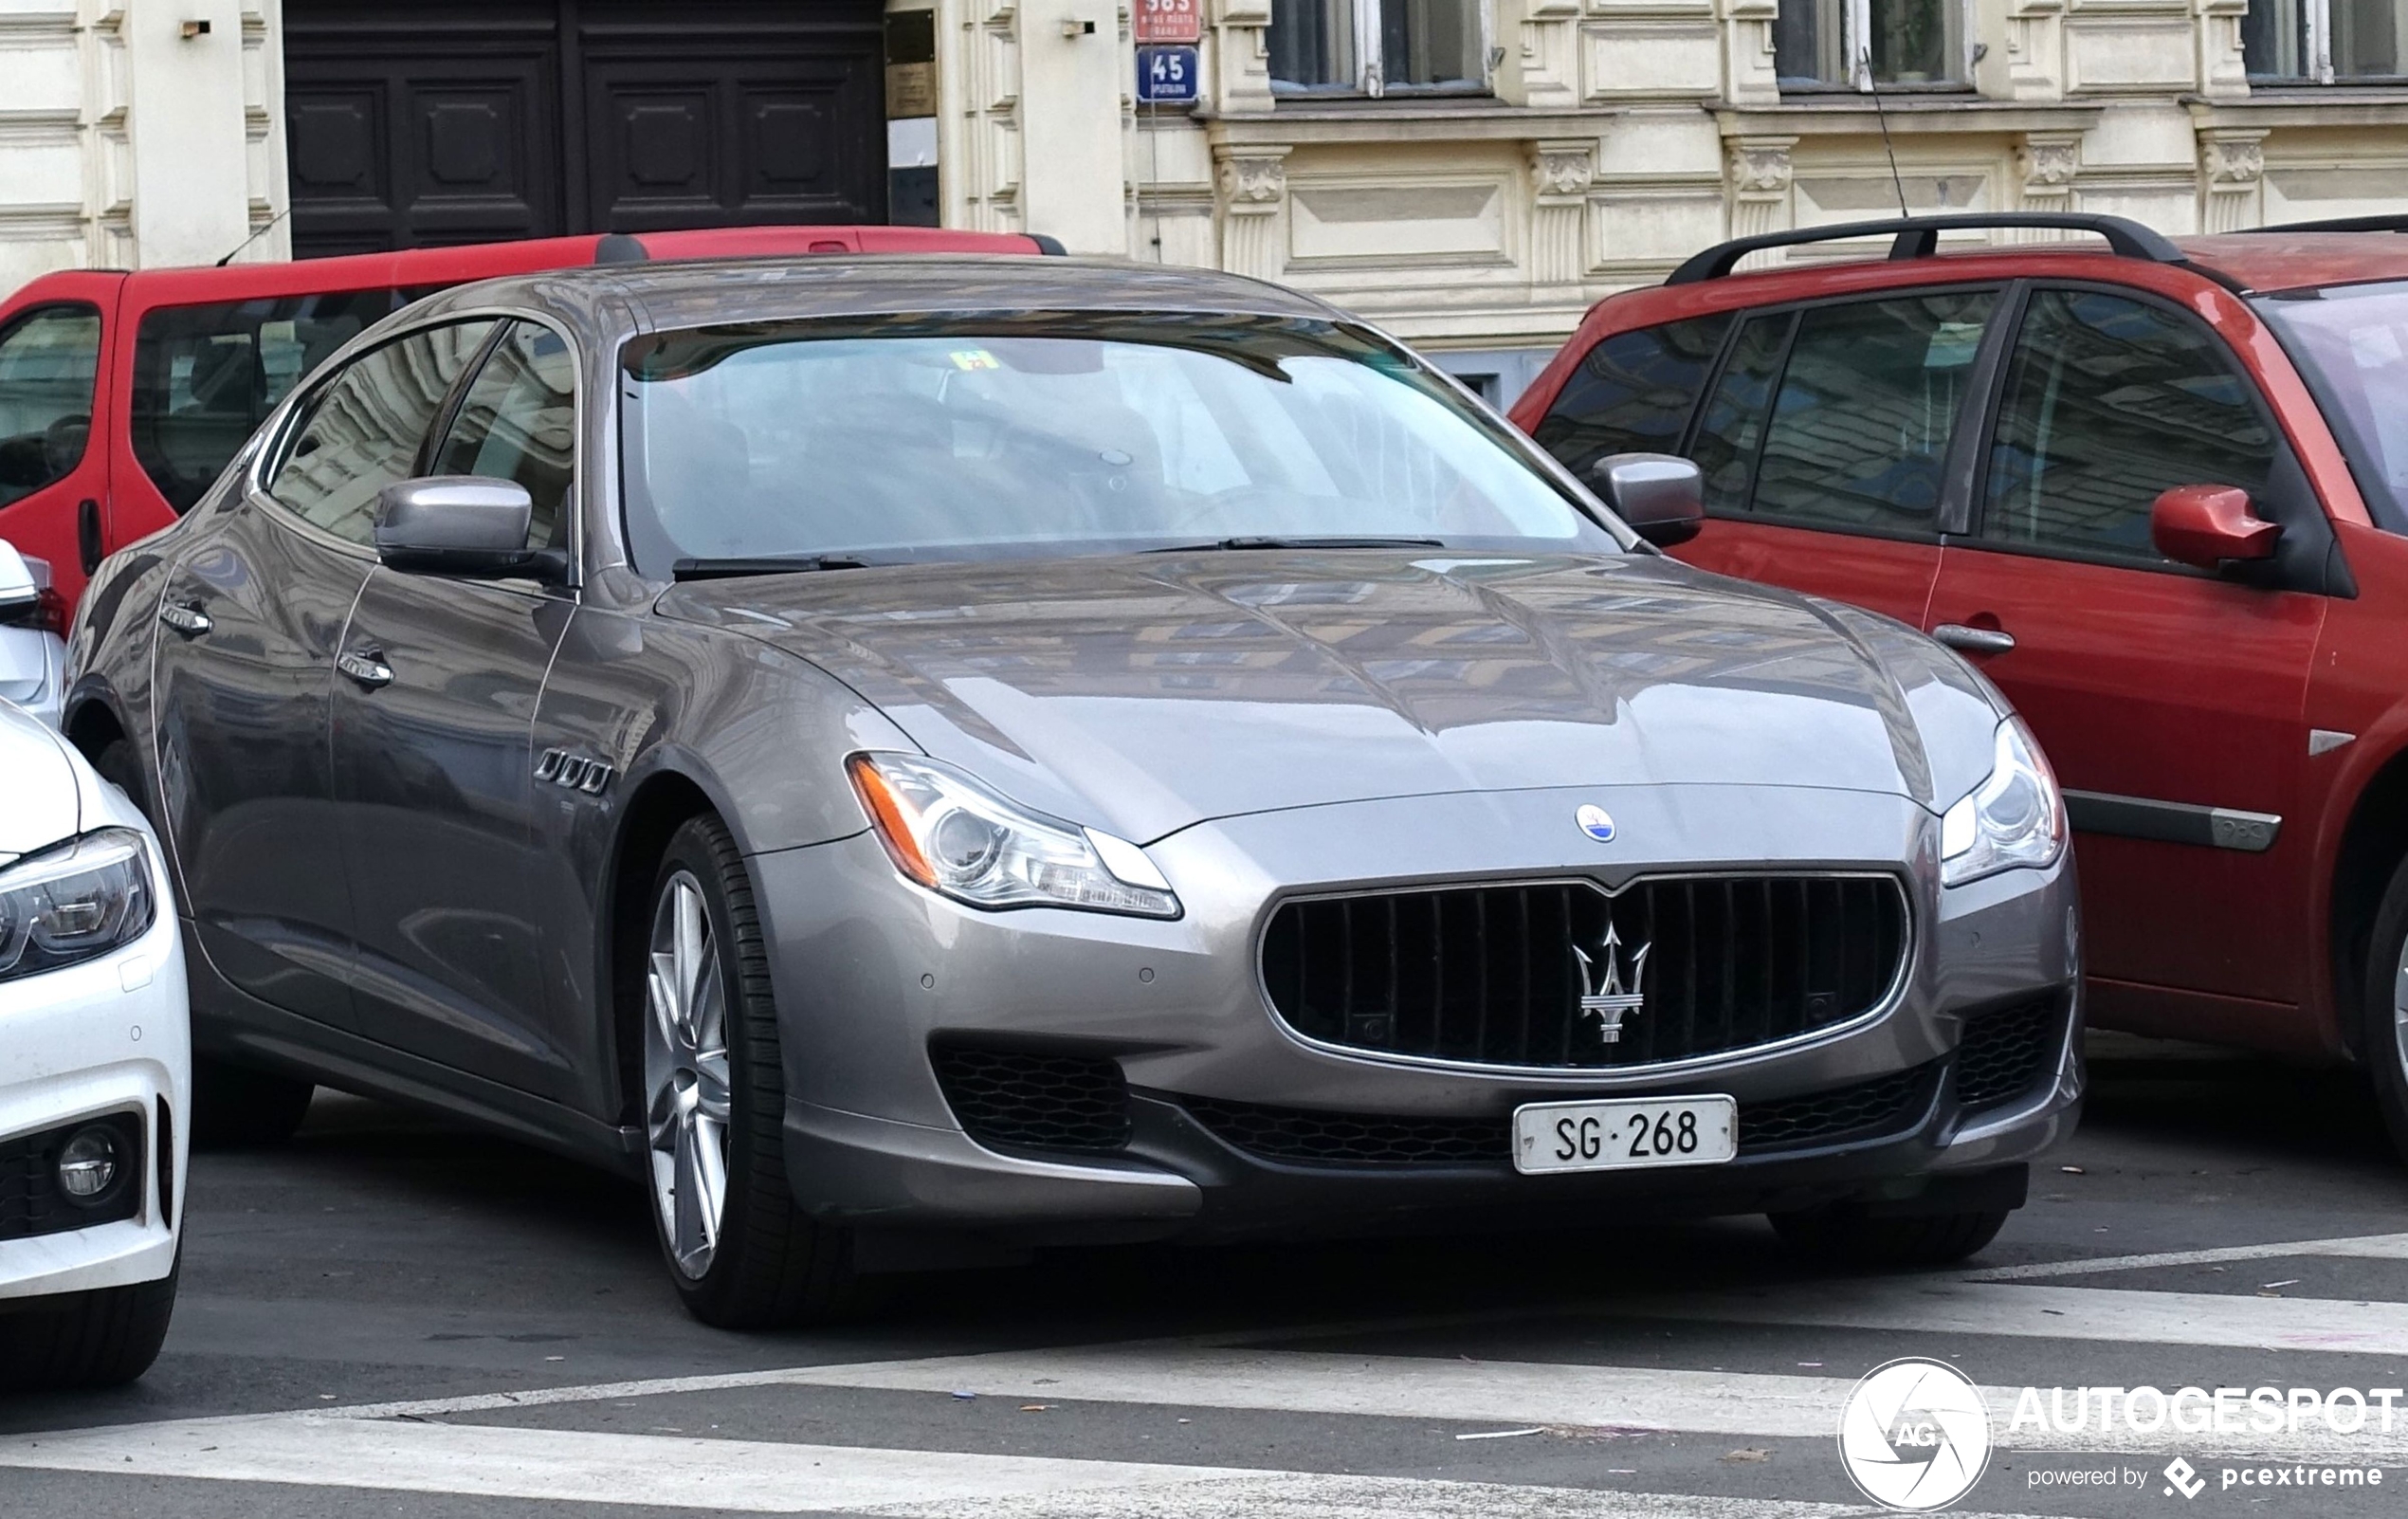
[285,0,883,255]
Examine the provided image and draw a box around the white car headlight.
[1939,718,2066,888]
[848,752,1180,919]
[0,828,155,983]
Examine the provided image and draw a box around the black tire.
[2359,852,2408,1162]
[0,1252,179,1391]
[1769,1204,2011,1269]
[639,814,857,1327]
[191,1056,317,1148]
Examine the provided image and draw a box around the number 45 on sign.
[1135,44,1199,104]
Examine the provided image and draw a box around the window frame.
[422,315,585,561]
[1955,279,2342,594]
[1268,0,1495,99]
[1676,280,2014,548]
[0,301,105,507]
[1774,0,1978,93]
[2244,0,2408,82]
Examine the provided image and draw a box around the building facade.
[4,0,2404,396]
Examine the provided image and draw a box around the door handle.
[337,649,393,689]
[157,602,212,638]
[1933,623,2016,656]
[78,500,102,576]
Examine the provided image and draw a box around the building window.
[1775,0,1966,88]
[2243,0,2405,80]
[1269,0,1487,95]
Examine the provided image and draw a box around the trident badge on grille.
[1572,921,1651,1043]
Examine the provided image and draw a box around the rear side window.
[430,320,576,550]
[267,320,499,544]
[1530,314,1731,479]
[0,304,101,509]
[1749,290,1995,538]
[130,289,410,515]
[1979,289,2276,564]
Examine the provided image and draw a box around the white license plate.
[1512,1095,1737,1175]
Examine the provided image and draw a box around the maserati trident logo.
[1572,920,1651,1043]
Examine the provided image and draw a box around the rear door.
[1675,287,2001,628]
[1925,284,2330,1017]
[0,273,122,605]
[331,318,578,1099]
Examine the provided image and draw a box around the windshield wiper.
[671,555,873,581]
[1141,536,1446,554]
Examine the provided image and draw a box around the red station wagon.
[0,225,1058,613]
[1510,211,2408,1151]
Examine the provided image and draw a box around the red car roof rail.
[2245,214,2408,234]
[1665,211,2191,284]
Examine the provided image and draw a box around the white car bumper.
[0,849,191,1304]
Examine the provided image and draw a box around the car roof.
[410,255,1348,332]
[2177,232,2408,295]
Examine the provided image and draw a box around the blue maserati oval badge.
[1575,804,1616,843]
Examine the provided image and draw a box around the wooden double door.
[284,0,886,256]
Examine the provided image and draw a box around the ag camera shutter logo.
[1837,1358,1993,1511]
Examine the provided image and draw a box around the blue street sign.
[1136,45,1199,105]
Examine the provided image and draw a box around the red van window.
[1528,314,1730,481]
[0,304,102,508]
[130,289,410,514]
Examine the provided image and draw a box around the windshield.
[2256,281,2408,530]
[617,314,1617,574]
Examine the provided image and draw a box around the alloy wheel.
[2394,936,2408,1096]
[645,869,732,1279]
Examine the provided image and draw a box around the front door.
[1925,284,2329,1021]
[0,274,120,605]
[331,319,577,1098]
[156,317,501,1029]
[283,1,886,257]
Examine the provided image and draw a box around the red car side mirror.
[2151,484,2281,570]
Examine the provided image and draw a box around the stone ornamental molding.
[2198,128,2269,234]
[1213,146,1290,282]
[2017,139,2078,189]
[2202,137,2264,187]
[1725,136,1794,243]
[1529,142,1596,200]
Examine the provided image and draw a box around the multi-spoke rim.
[645,869,731,1280]
[2393,935,2408,1090]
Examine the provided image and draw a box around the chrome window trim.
[1250,868,1917,1080]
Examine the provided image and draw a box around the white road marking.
[0,1415,2030,1518]
[1967,1233,2408,1281]
[1616,1278,2408,1359]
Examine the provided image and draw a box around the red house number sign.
[1135,0,1201,45]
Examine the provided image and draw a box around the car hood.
[0,697,80,863]
[661,551,1998,845]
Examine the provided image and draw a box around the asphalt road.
[5,1032,2406,1518]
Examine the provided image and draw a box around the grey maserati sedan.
[64,255,2080,1326]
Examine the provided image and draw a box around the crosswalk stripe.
[1614,1278,2408,1359]
[0,1414,2039,1518]
[1968,1233,2408,1282]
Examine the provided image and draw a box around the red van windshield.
[2258,280,2408,532]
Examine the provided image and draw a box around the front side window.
[1776,0,1966,87]
[2244,0,2403,80]
[617,316,1616,576]
[1531,315,1733,484]
[1978,289,2277,565]
[268,320,499,544]
[2258,280,2408,533]
[130,289,408,516]
[1688,312,1793,514]
[0,304,101,509]
[430,320,576,550]
[1748,290,1995,537]
[1270,0,1485,93]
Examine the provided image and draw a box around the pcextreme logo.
[1837,1358,1994,1511]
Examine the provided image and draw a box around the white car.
[0,540,65,729]
[0,698,189,1387]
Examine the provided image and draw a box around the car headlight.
[1939,718,2066,888]
[0,828,155,983]
[848,753,1180,919]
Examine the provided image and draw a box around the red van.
[1510,211,2408,1149]
[0,225,1057,613]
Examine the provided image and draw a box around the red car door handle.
[1933,623,2016,656]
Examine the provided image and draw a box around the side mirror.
[2151,484,2280,571]
[373,477,560,580]
[0,540,38,610]
[1592,452,1705,549]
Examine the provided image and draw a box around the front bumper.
[755,783,2081,1244]
[0,833,191,1305]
